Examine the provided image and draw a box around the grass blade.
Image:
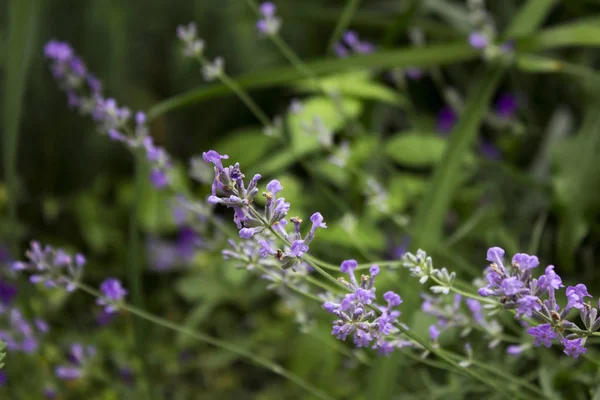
[504,0,558,37]
[412,65,504,249]
[2,0,40,244]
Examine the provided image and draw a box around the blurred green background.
[2,0,600,398]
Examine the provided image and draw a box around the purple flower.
[537,265,563,292]
[501,276,523,296]
[55,366,83,380]
[480,140,502,160]
[469,32,488,49]
[495,94,517,119]
[202,150,229,171]
[289,240,309,257]
[259,2,275,17]
[334,31,374,57]
[562,338,587,358]
[466,298,484,324]
[383,291,402,307]
[506,345,526,356]
[325,262,402,354]
[436,106,457,134]
[405,68,423,80]
[257,2,281,35]
[97,278,127,313]
[0,371,7,386]
[0,280,17,306]
[266,180,283,195]
[340,259,358,274]
[44,40,73,62]
[526,324,558,348]
[511,253,539,271]
[517,295,542,317]
[150,168,169,189]
[429,325,440,341]
[566,284,591,310]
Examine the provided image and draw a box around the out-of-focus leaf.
[388,174,428,212]
[385,132,447,167]
[293,71,408,107]
[318,215,385,251]
[412,66,504,249]
[214,129,275,168]
[288,96,362,155]
[552,109,600,270]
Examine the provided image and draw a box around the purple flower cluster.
[204,150,327,270]
[0,308,49,354]
[256,212,326,271]
[147,227,203,272]
[11,242,85,292]
[257,2,281,36]
[421,293,503,346]
[478,247,598,358]
[334,31,374,58]
[55,343,96,380]
[97,278,128,314]
[323,260,406,355]
[44,40,171,188]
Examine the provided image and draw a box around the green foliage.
[4,0,600,398]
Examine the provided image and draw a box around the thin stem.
[76,282,334,400]
[128,154,152,396]
[440,349,549,399]
[197,54,272,127]
[326,0,363,54]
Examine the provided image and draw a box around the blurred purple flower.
[495,94,517,119]
[436,106,457,134]
[479,140,502,160]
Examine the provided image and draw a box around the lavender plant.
[4,0,600,398]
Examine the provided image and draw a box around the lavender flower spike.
[257,2,281,36]
[97,278,127,313]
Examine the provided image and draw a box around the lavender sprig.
[44,40,172,188]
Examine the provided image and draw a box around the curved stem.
[75,282,334,400]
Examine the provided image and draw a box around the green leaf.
[293,70,408,107]
[385,132,447,167]
[147,42,478,118]
[518,21,600,51]
[388,173,428,212]
[412,66,504,249]
[551,108,600,270]
[288,96,362,155]
[149,21,600,119]
[504,0,558,37]
[318,216,385,251]
[214,128,275,167]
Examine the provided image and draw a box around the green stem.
[128,155,152,396]
[197,54,272,127]
[76,282,334,400]
[440,349,549,399]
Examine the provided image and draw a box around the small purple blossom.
[562,338,587,358]
[527,324,558,348]
[97,278,127,313]
[257,2,281,36]
[334,31,374,57]
[436,106,457,134]
[501,276,523,296]
[429,325,440,341]
[495,94,517,119]
[517,295,542,317]
[324,261,403,354]
[566,284,591,311]
[469,32,489,49]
